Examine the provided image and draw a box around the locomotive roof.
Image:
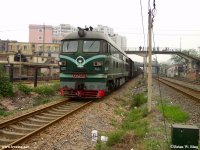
[62,31,127,56]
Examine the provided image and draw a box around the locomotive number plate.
[72,73,86,78]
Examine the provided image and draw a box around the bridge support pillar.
[187,60,193,71]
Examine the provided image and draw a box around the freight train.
[59,27,142,98]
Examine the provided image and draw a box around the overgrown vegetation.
[33,96,52,106]
[16,83,32,94]
[33,84,56,95]
[158,103,189,123]
[106,130,125,146]
[0,108,11,116]
[130,92,147,108]
[96,88,191,150]
[141,99,190,150]
[0,78,61,117]
[170,49,200,64]
[0,64,14,97]
[96,92,148,149]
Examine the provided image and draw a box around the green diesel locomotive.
[59,28,137,98]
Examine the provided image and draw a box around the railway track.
[157,77,200,101]
[0,99,93,150]
[160,76,200,85]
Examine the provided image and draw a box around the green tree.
[183,49,199,58]
[170,49,199,64]
[170,54,186,65]
[0,64,14,97]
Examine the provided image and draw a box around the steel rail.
[156,77,200,101]
[0,100,93,150]
[0,100,67,129]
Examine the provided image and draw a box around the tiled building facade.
[29,24,127,50]
[29,24,53,43]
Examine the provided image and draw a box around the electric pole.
[147,9,153,112]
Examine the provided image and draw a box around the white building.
[166,64,186,78]
[121,36,127,51]
[94,25,127,51]
[52,24,77,43]
[110,34,127,51]
[93,24,114,36]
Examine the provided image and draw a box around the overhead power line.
[139,0,146,49]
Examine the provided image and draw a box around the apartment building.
[8,42,60,56]
[93,25,127,51]
[29,24,53,43]
[0,39,17,52]
[93,24,114,36]
[29,24,77,44]
[52,24,77,43]
[29,24,127,50]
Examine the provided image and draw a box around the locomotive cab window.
[102,41,108,53]
[62,41,78,52]
[83,40,100,52]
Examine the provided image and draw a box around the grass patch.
[33,96,51,106]
[96,142,109,150]
[158,104,189,122]
[51,82,60,91]
[143,140,169,150]
[134,120,148,138]
[114,107,126,116]
[16,83,32,94]
[99,95,148,147]
[121,107,148,138]
[34,85,55,95]
[97,84,149,148]
[110,118,118,126]
[131,93,147,108]
[125,106,148,123]
[0,108,11,116]
[106,130,125,146]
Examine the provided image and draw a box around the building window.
[39,29,43,32]
[24,45,28,50]
[38,36,43,40]
[16,45,19,50]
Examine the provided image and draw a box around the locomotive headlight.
[93,61,103,67]
[58,61,67,66]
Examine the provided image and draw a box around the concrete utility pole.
[147,9,152,112]
[143,56,147,82]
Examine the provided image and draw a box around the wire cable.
[153,27,170,147]
[150,0,170,147]
[139,0,146,49]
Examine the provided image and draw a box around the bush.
[121,107,148,130]
[0,76,14,97]
[17,83,32,94]
[0,65,14,97]
[106,130,125,146]
[131,93,147,108]
[33,96,51,106]
[34,85,55,95]
[52,83,60,91]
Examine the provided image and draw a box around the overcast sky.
[0,0,200,62]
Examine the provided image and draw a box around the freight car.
[59,27,140,98]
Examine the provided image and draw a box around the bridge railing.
[125,47,182,52]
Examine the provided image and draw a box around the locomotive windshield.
[83,40,100,52]
[62,41,78,52]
